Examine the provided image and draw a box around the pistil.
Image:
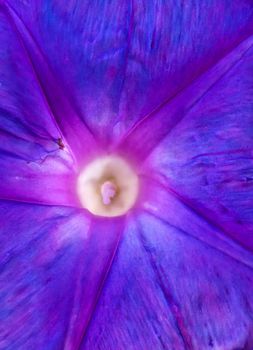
[77,155,139,217]
[101,180,117,205]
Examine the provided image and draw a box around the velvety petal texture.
[0,4,78,206]
[4,0,253,141]
[0,202,124,349]
[82,212,253,349]
[145,34,253,252]
[1,0,253,349]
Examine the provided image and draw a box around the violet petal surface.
[0,0,253,349]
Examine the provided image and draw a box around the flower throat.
[77,155,139,217]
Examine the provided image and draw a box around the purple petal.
[117,34,253,163]
[2,2,98,164]
[140,178,253,269]
[1,1,253,349]
[0,201,124,349]
[144,38,253,251]
[0,5,85,206]
[5,0,253,142]
[82,208,253,349]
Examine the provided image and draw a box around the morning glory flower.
[1,0,253,349]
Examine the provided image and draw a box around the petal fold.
[0,201,124,349]
[5,0,253,140]
[117,34,253,163]
[4,2,98,164]
[82,211,253,349]
[0,5,79,206]
[145,36,253,252]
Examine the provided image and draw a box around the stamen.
[77,155,139,217]
[101,181,117,205]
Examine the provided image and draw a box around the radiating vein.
[141,175,253,270]
[116,33,253,163]
[4,1,98,166]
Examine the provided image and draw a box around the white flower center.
[77,155,139,217]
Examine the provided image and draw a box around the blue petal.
[83,211,253,349]
[145,35,253,252]
[0,5,81,206]
[1,1,253,348]
[5,0,253,142]
[0,201,124,349]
